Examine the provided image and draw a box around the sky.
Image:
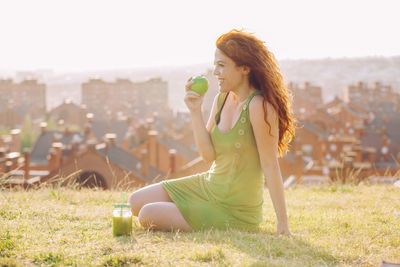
[0,0,399,72]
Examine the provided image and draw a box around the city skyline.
[1,0,400,72]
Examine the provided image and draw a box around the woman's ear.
[241,65,250,75]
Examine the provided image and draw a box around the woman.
[128,29,295,235]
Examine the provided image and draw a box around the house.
[290,82,323,120]
[0,129,21,154]
[0,129,22,177]
[361,107,400,169]
[292,121,330,164]
[29,123,91,168]
[43,137,164,189]
[0,104,29,129]
[5,131,165,189]
[0,150,21,175]
[324,95,344,110]
[48,99,86,127]
[81,77,169,121]
[278,152,303,181]
[0,79,46,121]
[0,128,39,186]
[345,81,400,106]
[305,108,346,135]
[89,119,132,147]
[326,103,366,128]
[131,130,199,175]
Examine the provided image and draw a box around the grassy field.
[1,184,399,266]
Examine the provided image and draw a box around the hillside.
[1,184,399,266]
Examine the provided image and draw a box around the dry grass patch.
[0,184,399,266]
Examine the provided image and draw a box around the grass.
[0,183,399,266]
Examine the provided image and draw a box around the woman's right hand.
[184,77,205,114]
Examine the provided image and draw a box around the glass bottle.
[112,203,132,236]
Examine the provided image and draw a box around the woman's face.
[213,48,247,93]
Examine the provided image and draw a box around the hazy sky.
[1,0,399,72]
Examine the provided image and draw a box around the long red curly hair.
[216,29,296,156]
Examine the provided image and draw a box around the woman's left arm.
[249,95,290,235]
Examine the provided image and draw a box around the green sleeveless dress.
[161,91,264,230]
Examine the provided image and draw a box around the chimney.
[146,118,154,131]
[69,143,79,160]
[47,148,56,170]
[0,147,6,159]
[169,149,177,174]
[358,127,366,137]
[87,140,96,152]
[141,149,149,177]
[10,129,21,153]
[80,104,87,126]
[105,141,110,151]
[381,145,389,161]
[84,123,92,135]
[7,152,20,170]
[368,148,376,163]
[352,145,362,162]
[23,148,30,180]
[147,130,158,168]
[40,122,47,135]
[105,133,117,145]
[86,113,94,123]
[136,124,148,144]
[64,126,70,136]
[5,160,12,173]
[381,127,388,139]
[126,116,132,125]
[371,81,380,90]
[52,142,63,169]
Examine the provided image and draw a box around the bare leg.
[128,183,172,216]
[128,183,193,232]
[138,202,193,232]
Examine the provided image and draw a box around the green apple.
[190,76,209,95]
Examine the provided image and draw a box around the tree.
[20,114,35,151]
[46,116,58,131]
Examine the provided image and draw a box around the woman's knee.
[137,202,193,232]
[128,191,142,216]
[128,183,171,216]
[137,203,157,229]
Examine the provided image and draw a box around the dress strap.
[215,92,229,125]
[243,91,262,111]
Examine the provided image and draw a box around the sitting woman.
[128,29,295,235]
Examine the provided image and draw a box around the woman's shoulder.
[249,94,266,112]
[249,95,277,122]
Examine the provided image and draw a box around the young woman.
[128,29,295,235]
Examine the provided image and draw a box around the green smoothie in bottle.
[113,193,132,236]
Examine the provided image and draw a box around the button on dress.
[161,91,264,230]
